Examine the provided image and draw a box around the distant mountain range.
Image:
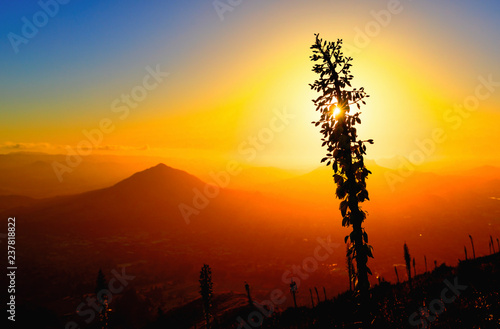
[1,156,499,324]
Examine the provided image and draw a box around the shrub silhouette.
[95,269,109,329]
[199,264,214,328]
[244,281,252,306]
[404,243,411,283]
[289,279,298,308]
[309,288,315,308]
[469,235,476,259]
[314,287,321,304]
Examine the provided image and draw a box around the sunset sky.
[1,0,499,171]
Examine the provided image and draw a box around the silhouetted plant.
[289,279,298,308]
[245,281,252,306]
[394,266,399,284]
[412,257,416,278]
[310,34,373,295]
[490,235,496,254]
[96,269,107,302]
[157,307,164,319]
[497,238,500,252]
[315,287,321,304]
[469,235,476,259]
[404,243,412,283]
[323,287,327,301]
[309,288,315,308]
[199,264,214,328]
[424,255,427,273]
[464,246,468,260]
[95,269,109,329]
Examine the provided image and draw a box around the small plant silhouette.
[96,269,107,302]
[289,279,298,308]
[314,287,321,304]
[404,243,412,283]
[394,266,399,284]
[245,281,252,306]
[95,269,109,329]
[469,235,476,259]
[199,264,214,328]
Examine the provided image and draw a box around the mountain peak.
[139,163,180,175]
[152,163,168,169]
[111,163,204,192]
[141,162,172,173]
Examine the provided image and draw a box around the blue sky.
[0,0,499,168]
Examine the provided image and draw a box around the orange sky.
[1,1,499,172]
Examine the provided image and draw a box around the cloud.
[94,144,150,151]
[0,142,150,153]
[0,142,56,150]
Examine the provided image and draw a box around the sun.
[331,105,342,119]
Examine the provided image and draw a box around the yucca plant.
[310,34,373,295]
[199,264,214,328]
[404,243,411,283]
[469,235,476,259]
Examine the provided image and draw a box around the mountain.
[0,152,159,198]
[0,195,36,211]
[12,163,234,235]
[5,163,330,310]
[3,162,500,326]
[112,163,203,191]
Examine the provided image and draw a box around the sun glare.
[332,105,342,119]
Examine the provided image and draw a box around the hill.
[1,162,499,328]
[140,254,500,328]
[251,253,500,328]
